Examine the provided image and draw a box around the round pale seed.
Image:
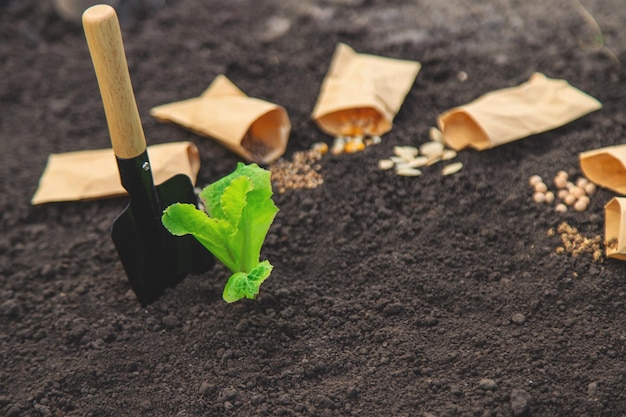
[576,177,589,188]
[533,192,546,203]
[545,191,555,204]
[420,141,445,157]
[557,189,569,199]
[557,170,569,180]
[555,203,568,213]
[584,182,596,195]
[554,175,568,189]
[564,193,577,206]
[578,195,590,205]
[442,162,463,176]
[529,175,543,186]
[378,159,395,170]
[429,127,444,142]
[396,166,422,176]
[311,142,329,154]
[574,199,588,211]
[571,186,585,198]
[534,182,548,193]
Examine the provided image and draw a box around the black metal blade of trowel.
[111,152,213,306]
[83,4,213,306]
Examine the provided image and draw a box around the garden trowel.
[83,4,214,306]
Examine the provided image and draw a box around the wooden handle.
[83,4,146,159]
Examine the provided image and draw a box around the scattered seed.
[429,127,444,142]
[534,182,548,193]
[545,191,555,204]
[344,139,365,153]
[371,135,382,144]
[442,162,463,176]
[564,194,576,206]
[420,141,445,157]
[574,199,588,212]
[442,149,457,160]
[576,177,588,188]
[529,175,543,186]
[311,142,329,154]
[554,175,568,189]
[557,170,569,180]
[584,182,596,195]
[555,203,567,213]
[393,145,419,158]
[331,137,346,155]
[378,159,395,170]
[533,192,546,203]
[409,156,430,167]
[557,189,569,199]
[396,166,422,176]
[571,186,585,198]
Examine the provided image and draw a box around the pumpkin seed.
[442,149,457,160]
[396,166,422,176]
[442,162,463,176]
[378,159,395,170]
[420,141,444,157]
[429,126,443,142]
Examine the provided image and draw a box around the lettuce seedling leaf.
[161,163,278,302]
[223,260,273,302]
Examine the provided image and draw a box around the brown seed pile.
[269,144,325,194]
[529,170,596,212]
[548,222,603,262]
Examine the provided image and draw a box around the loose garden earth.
[2,0,626,416]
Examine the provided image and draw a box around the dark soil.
[2,0,626,416]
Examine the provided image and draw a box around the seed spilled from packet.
[311,43,421,152]
[151,75,291,164]
[437,72,602,151]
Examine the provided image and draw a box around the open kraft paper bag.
[150,75,290,165]
[605,197,626,260]
[437,72,602,151]
[580,144,626,194]
[311,43,421,137]
[31,142,200,205]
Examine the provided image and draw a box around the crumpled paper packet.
[31,141,200,205]
[437,72,602,151]
[311,43,421,137]
[150,75,291,165]
[580,144,626,194]
[605,197,626,260]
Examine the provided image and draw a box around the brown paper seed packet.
[311,43,421,137]
[580,144,626,194]
[151,75,290,165]
[437,72,602,151]
[605,197,626,260]
[31,141,200,204]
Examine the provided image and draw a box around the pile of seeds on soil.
[377,127,462,177]
[548,222,604,262]
[529,170,597,212]
[269,143,326,193]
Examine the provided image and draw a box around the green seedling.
[161,163,279,302]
